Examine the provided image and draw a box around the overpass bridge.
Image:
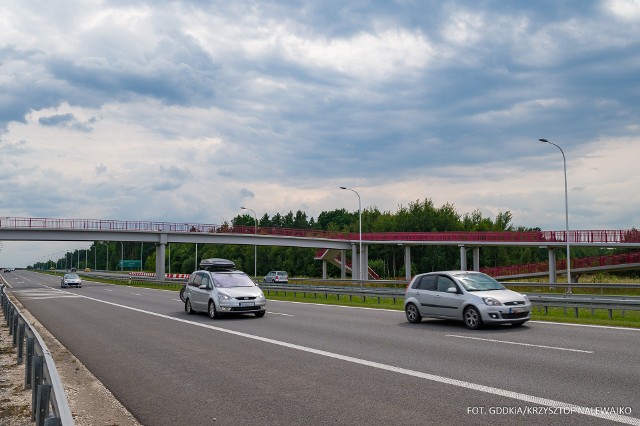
[1,216,639,282]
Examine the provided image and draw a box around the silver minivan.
[404,271,530,329]
[184,267,266,319]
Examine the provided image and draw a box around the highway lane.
[4,270,639,425]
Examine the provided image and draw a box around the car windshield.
[65,274,80,279]
[454,273,505,291]
[213,272,255,288]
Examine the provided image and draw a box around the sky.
[1,0,639,267]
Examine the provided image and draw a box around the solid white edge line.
[67,292,639,425]
[446,334,593,353]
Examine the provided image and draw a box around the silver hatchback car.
[184,268,266,319]
[404,271,530,329]
[61,273,82,288]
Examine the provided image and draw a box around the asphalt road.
[4,270,640,425]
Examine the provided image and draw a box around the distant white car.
[263,271,288,283]
[61,273,82,288]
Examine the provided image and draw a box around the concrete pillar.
[351,243,358,280]
[340,250,346,279]
[364,245,369,280]
[405,246,411,280]
[548,248,557,284]
[459,246,467,271]
[472,247,480,271]
[322,260,327,280]
[155,236,167,282]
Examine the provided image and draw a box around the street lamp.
[340,186,363,281]
[539,138,572,291]
[241,206,258,279]
[99,242,109,271]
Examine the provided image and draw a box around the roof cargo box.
[199,258,236,271]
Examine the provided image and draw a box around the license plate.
[239,302,255,307]
[511,307,524,313]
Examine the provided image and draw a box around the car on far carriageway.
[263,270,288,283]
[184,258,266,318]
[404,271,531,330]
[61,273,82,288]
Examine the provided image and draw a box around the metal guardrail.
[57,271,640,319]
[1,284,74,426]
[257,283,640,319]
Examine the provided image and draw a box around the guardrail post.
[25,337,35,388]
[36,384,52,426]
[7,304,13,328]
[31,355,44,421]
[12,307,19,344]
[44,417,62,426]
[17,321,25,364]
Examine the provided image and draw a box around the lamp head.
[339,186,347,190]
[539,138,549,143]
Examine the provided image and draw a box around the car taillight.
[405,284,410,294]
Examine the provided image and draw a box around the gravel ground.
[1,290,141,426]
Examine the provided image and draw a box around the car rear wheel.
[208,300,220,319]
[185,299,194,315]
[179,286,186,303]
[405,303,422,323]
[464,306,483,330]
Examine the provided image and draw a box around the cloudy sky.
[1,0,639,267]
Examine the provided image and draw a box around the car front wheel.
[255,311,265,318]
[208,301,220,319]
[405,303,422,323]
[464,306,483,330]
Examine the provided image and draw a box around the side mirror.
[447,287,458,294]
[199,284,208,290]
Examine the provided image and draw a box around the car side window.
[201,274,210,289]
[415,275,437,290]
[436,276,457,292]
[188,274,197,287]
[193,274,203,286]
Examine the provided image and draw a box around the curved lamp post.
[539,138,571,291]
[340,186,363,281]
[241,206,258,279]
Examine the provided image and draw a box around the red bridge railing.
[481,251,640,277]
[1,216,639,244]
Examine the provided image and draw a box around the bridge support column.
[351,243,358,281]
[459,246,467,271]
[405,246,411,280]
[155,235,167,282]
[548,248,557,284]
[472,247,480,271]
[340,250,346,279]
[364,245,369,280]
[322,260,327,280]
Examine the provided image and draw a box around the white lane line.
[529,320,640,332]
[104,289,113,292]
[268,312,294,317]
[446,335,593,354]
[130,293,142,296]
[67,293,638,426]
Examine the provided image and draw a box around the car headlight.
[482,297,502,306]
[217,292,232,301]
[523,295,529,303]
[256,292,265,300]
